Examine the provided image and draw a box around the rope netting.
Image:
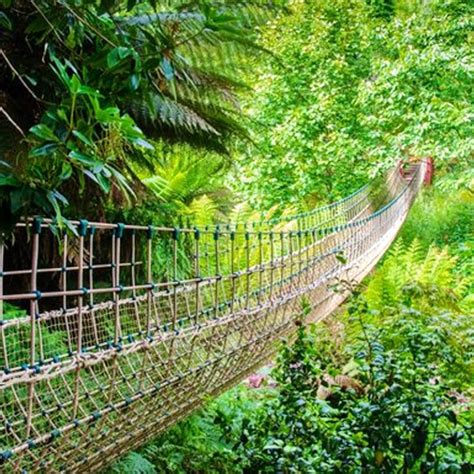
[0,161,427,472]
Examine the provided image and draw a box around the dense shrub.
[243,296,472,473]
[110,386,268,474]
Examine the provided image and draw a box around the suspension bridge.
[0,160,429,472]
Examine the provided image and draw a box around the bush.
[400,188,473,251]
[244,302,473,473]
[109,386,270,474]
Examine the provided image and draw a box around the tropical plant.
[109,385,267,474]
[364,240,472,313]
[0,0,281,225]
[141,143,231,222]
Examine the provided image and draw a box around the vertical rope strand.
[26,218,41,437]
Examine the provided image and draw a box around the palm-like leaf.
[0,0,282,221]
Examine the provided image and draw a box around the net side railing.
[227,165,406,232]
[0,161,426,472]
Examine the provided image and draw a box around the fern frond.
[111,451,156,474]
[189,194,218,227]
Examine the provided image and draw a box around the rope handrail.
[0,160,427,472]
[228,180,372,227]
[15,166,400,238]
[224,164,406,230]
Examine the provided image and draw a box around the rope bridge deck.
[0,161,427,472]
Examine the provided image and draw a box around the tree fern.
[0,0,282,220]
[142,149,229,205]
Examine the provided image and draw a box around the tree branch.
[0,49,44,103]
[0,107,26,137]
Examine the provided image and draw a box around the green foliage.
[366,0,395,20]
[243,299,473,473]
[397,181,473,310]
[365,240,471,313]
[109,141,232,222]
[0,0,281,223]
[141,143,231,222]
[236,0,373,209]
[236,0,473,211]
[109,386,268,474]
[400,188,473,251]
[110,452,156,474]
